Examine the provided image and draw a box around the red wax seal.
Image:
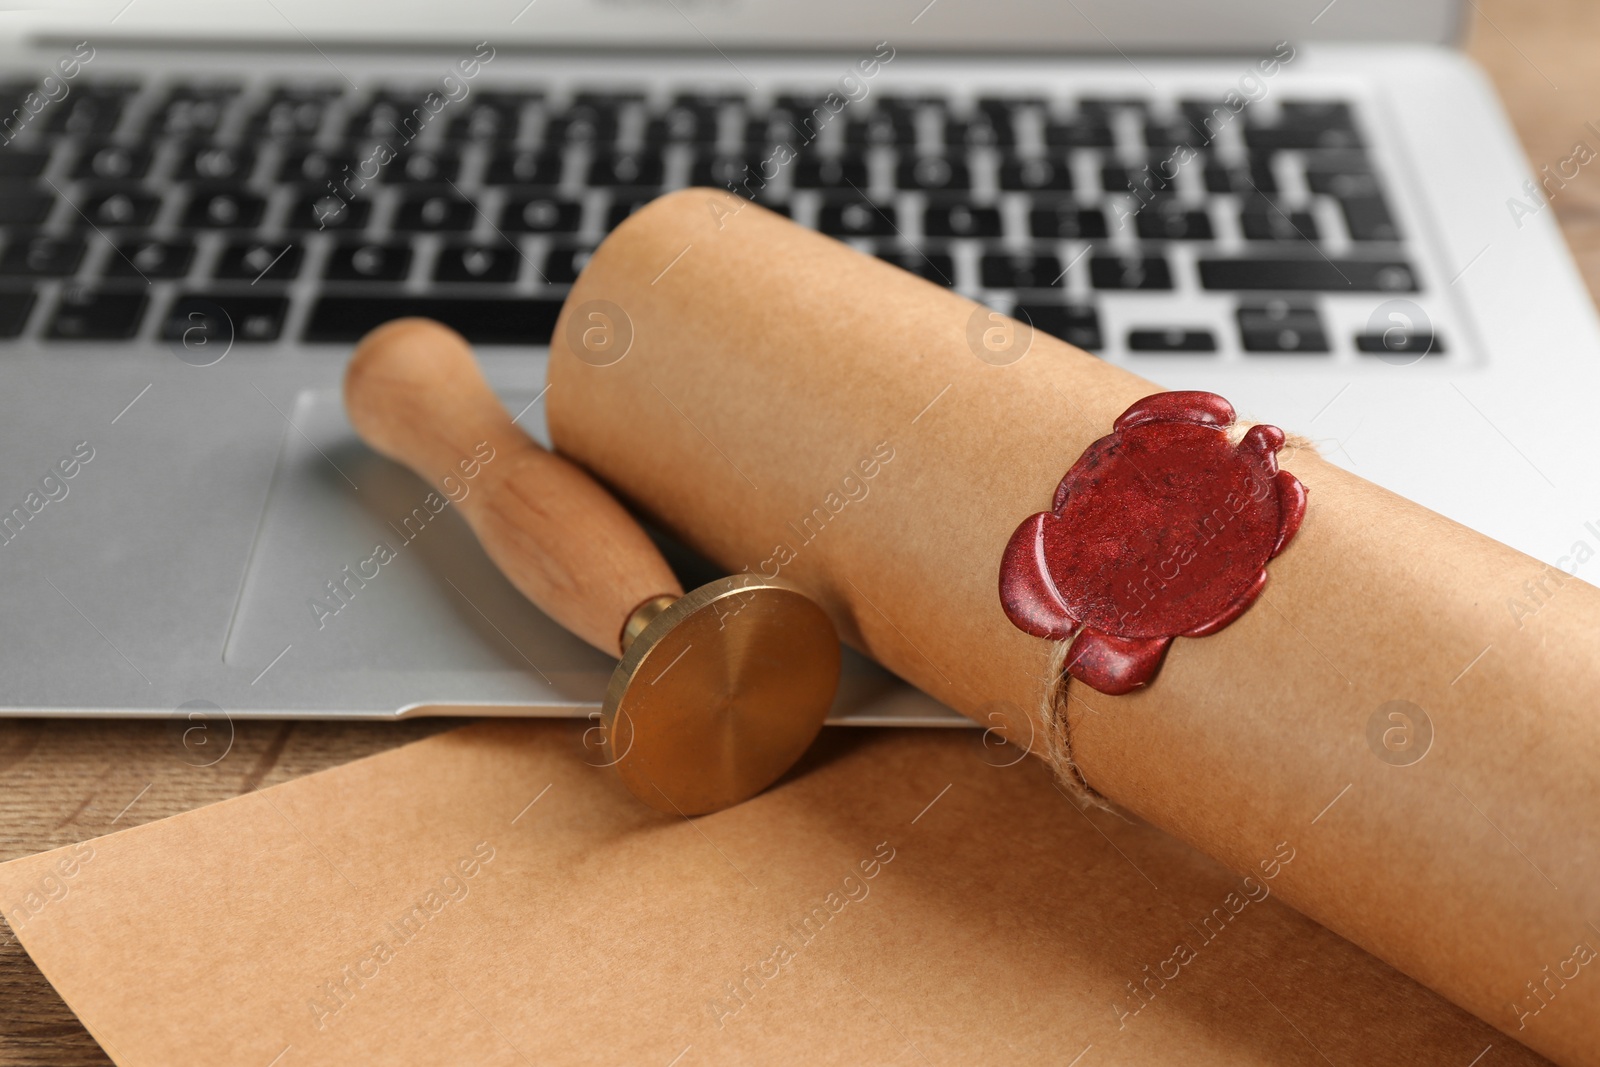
[999,391,1306,695]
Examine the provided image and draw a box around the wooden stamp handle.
[344,318,682,657]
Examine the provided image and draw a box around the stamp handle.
[344,318,681,657]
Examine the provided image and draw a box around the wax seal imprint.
[998,391,1307,696]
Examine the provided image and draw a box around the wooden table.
[4,7,1597,1063]
[1470,0,1600,288]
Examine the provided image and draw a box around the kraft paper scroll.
[545,190,1600,1065]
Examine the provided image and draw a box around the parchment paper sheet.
[0,723,1538,1066]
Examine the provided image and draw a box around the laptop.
[0,0,1594,729]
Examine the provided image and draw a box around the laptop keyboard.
[0,75,1435,358]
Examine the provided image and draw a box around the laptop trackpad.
[223,389,610,676]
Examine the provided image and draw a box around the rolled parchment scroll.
[546,189,1600,1065]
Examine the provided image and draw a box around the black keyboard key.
[0,290,33,336]
[1304,157,1381,198]
[1143,122,1211,151]
[215,241,302,282]
[1102,164,1176,195]
[245,88,339,139]
[305,296,563,344]
[1240,205,1318,242]
[690,154,769,192]
[344,95,432,142]
[673,91,742,109]
[1355,330,1443,356]
[0,148,51,178]
[544,108,619,144]
[1135,207,1213,241]
[287,193,372,231]
[924,203,1001,238]
[389,151,459,184]
[44,89,126,136]
[1179,99,1232,136]
[1238,302,1328,353]
[981,253,1062,289]
[486,150,563,186]
[779,119,832,149]
[795,155,868,190]
[279,148,356,185]
[447,95,530,142]
[1341,196,1402,241]
[818,199,898,238]
[1200,257,1416,291]
[944,116,1013,148]
[395,192,476,232]
[73,143,148,181]
[1030,204,1108,239]
[46,287,146,340]
[325,241,412,281]
[643,107,720,145]
[876,249,955,287]
[570,90,641,109]
[435,245,520,283]
[1044,121,1114,148]
[773,93,828,115]
[0,234,84,276]
[543,245,594,284]
[740,115,781,146]
[845,113,914,147]
[177,145,255,182]
[1079,97,1149,118]
[1244,125,1362,152]
[164,293,288,343]
[1000,156,1072,192]
[1129,328,1216,352]
[875,94,945,116]
[108,239,193,279]
[1016,303,1101,350]
[1091,255,1173,290]
[182,189,265,229]
[0,192,53,226]
[977,95,1044,115]
[143,87,235,138]
[1204,160,1276,195]
[502,195,582,233]
[587,152,663,188]
[896,155,969,192]
[572,90,643,108]
[77,189,161,228]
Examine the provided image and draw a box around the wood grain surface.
[3,6,1598,1063]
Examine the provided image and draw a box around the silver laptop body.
[0,0,1593,726]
